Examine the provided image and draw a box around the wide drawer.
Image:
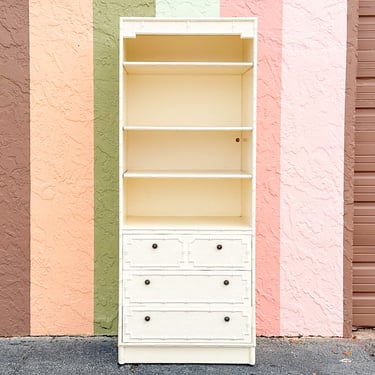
[124,272,250,304]
[189,237,251,268]
[123,309,251,341]
[123,236,184,268]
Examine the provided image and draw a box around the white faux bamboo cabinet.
[118,17,257,365]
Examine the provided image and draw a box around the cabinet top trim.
[120,18,257,39]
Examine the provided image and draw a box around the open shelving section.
[119,17,257,365]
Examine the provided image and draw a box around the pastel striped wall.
[30,0,94,335]
[221,0,283,336]
[94,0,156,335]
[280,0,347,336]
[0,0,348,337]
[0,0,30,336]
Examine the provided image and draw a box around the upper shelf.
[123,170,252,179]
[123,62,253,75]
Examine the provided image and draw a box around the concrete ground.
[1,334,375,375]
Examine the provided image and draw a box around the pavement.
[1,334,375,375]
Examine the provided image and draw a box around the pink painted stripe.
[30,1,94,335]
[221,1,282,336]
[280,0,346,336]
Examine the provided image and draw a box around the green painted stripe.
[156,0,220,17]
[94,1,155,335]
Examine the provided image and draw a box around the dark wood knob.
[145,316,150,322]
[144,279,150,285]
[224,316,230,322]
[217,244,222,250]
[152,243,158,249]
[224,280,229,286]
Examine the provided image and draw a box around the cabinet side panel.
[221,1,283,336]
[94,1,155,335]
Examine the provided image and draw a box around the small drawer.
[124,309,251,341]
[123,237,184,268]
[124,272,250,304]
[189,237,251,268]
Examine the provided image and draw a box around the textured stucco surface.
[343,0,357,338]
[0,0,30,336]
[221,0,283,336]
[280,0,347,336]
[30,1,94,334]
[0,0,350,338]
[156,0,219,17]
[94,0,155,334]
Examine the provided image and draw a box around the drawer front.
[124,272,250,304]
[124,237,184,268]
[189,237,251,268]
[124,309,250,341]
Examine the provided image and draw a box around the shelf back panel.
[125,75,242,126]
[124,178,251,218]
[125,131,253,172]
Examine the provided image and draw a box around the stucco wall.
[94,0,155,334]
[156,0,219,16]
[280,0,347,336]
[30,0,94,335]
[221,0,283,336]
[0,0,350,337]
[0,0,30,336]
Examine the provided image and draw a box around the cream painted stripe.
[280,0,347,336]
[30,1,94,334]
[156,0,220,17]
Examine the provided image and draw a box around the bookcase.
[118,17,257,365]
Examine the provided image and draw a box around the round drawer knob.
[217,244,223,250]
[144,279,150,285]
[224,316,230,322]
[223,280,230,286]
[152,243,158,249]
[145,316,151,322]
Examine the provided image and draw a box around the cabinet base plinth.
[118,344,255,365]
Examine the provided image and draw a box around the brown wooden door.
[353,0,375,327]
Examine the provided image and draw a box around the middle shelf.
[123,170,252,179]
[123,62,254,75]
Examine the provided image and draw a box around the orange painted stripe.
[30,1,94,335]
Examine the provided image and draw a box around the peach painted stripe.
[280,0,346,336]
[30,1,94,334]
[221,1,282,336]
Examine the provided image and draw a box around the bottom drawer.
[123,309,251,342]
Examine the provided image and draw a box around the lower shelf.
[123,216,252,230]
[118,344,255,365]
